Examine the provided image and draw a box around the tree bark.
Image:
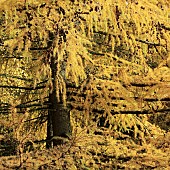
[47,55,72,147]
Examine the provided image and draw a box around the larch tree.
[0,0,170,148]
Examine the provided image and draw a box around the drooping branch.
[135,39,162,46]
[73,107,170,114]
[0,85,46,90]
[2,56,38,60]
[29,47,49,51]
[159,23,170,31]
[15,103,48,109]
[87,49,105,56]
[93,30,116,37]
[0,102,49,113]
[0,74,33,82]
[19,97,49,106]
[2,56,24,59]
[142,97,170,102]
[0,107,49,114]
[29,107,49,112]
[93,30,163,47]
[11,115,48,125]
[122,82,157,87]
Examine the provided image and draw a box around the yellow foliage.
[0,0,170,163]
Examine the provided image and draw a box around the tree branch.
[93,30,116,37]
[73,107,170,114]
[135,39,162,46]
[87,49,105,56]
[16,103,48,108]
[159,24,170,31]
[0,74,33,82]
[0,85,46,90]
[2,56,24,59]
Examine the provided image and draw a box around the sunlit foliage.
[0,0,170,168]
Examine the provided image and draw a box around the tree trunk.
[47,56,72,147]
[46,109,53,148]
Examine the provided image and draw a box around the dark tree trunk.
[47,55,72,147]
[46,110,53,148]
